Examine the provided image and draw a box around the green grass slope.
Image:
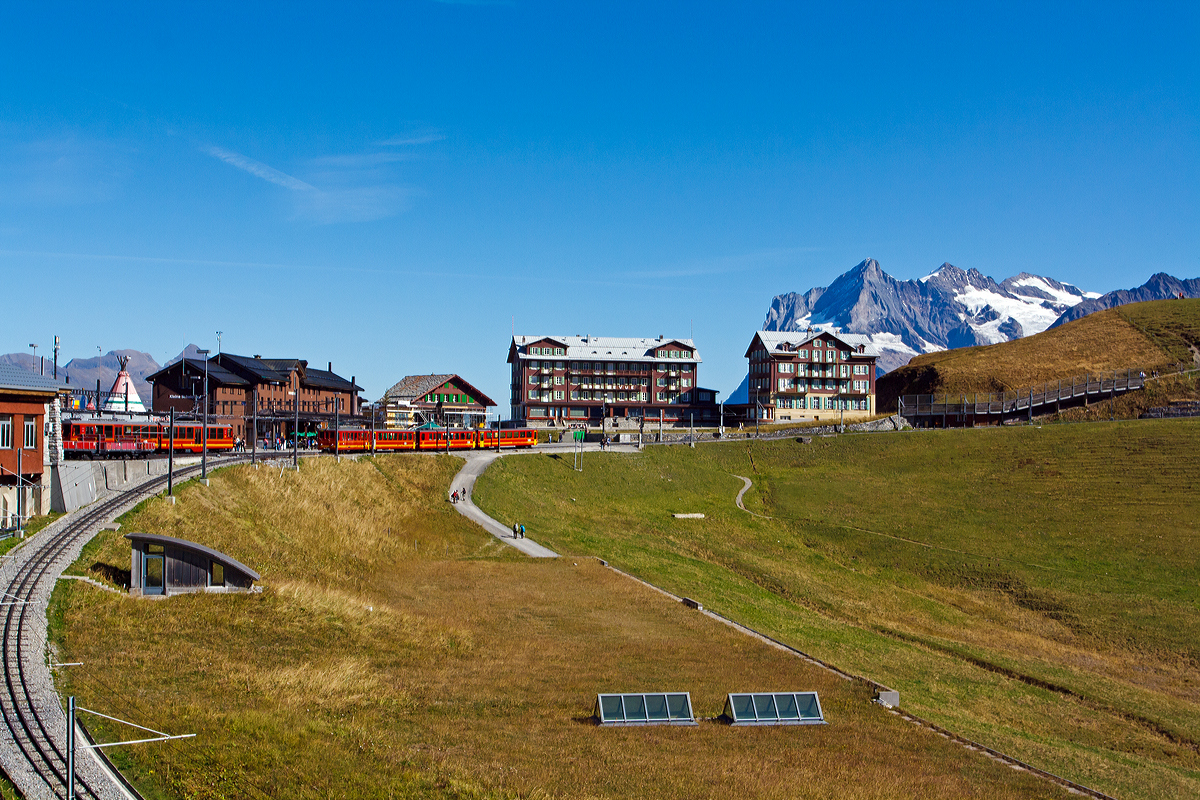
[475,421,1200,800]
[877,298,1200,411]
[50,455,1067,800]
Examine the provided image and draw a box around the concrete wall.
[51,457,200,513]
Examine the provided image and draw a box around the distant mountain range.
[762,259,1200,374]
[0,345,202,402]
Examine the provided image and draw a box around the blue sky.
[2,1,1196,407]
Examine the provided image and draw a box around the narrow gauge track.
[1,454,278,800]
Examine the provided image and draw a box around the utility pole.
[168,407,175,497]
[53,336,60,380]
[197,349,210,479]
[293,374,300,470]
[334,398,339,459]
[251,388,258,466]
[67,695,75,800]
[15,447,22,537]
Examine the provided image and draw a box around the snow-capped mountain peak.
[763,259,1097,372]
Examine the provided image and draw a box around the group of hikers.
[447,486,526,538]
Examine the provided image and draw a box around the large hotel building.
[508,335,719,427]
[744,330,879,423]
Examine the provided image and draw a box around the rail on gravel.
[0,453,284,800]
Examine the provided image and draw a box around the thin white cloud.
[203,144,418,224]
[377,129,445,146]
[204,146,317,193]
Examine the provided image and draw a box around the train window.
[104,426,113,437]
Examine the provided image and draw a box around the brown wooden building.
[377,374,495,429]
[148,354,362,443]
[507,335,719,428]
[0,365,65,529]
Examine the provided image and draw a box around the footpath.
[448,453,559,558]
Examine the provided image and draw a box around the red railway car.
[317,427,538,453]
[160,422,235,454]
[62,420,157,458]
[61,419,235,458]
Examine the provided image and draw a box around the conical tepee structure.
[102,355,148,413]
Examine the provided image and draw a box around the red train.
[62,420,235,458]
[317,427,539,453]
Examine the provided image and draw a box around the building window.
[554,376,564,385]
[211,561,225,587]
[842,351,851,360]
[528,390,539,400]
[553,390,564,400]
[556,348,565,355]
[24,418,36,449]
[0,416,10,449]
[840,365,850,378]
[656,391,666,401]
[827,350,835,361]
[778,378,787,391]
[657,377,666,387]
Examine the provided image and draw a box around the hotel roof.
[509,335,702,362]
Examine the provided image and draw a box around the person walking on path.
[519,524,526,539]
[512,522,520,539]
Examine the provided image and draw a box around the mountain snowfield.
[762,259,1101,374]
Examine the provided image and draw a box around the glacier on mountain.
[763,259,1096,373]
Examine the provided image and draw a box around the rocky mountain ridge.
[0,346,201,401]
[764,259,1105,373]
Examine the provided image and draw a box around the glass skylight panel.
[594,693,695,726]
[723,692,825,725]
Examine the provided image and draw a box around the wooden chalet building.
[741,330,879,423]
[507,335,719,428]
[148,354,362,444]
[377,374,495,429]
[0,365,67,529]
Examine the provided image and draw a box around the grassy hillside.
[475,422,1200,800]
[877,298,1200,411]
[50,455,1065,800]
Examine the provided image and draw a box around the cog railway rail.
[1,454,277,800]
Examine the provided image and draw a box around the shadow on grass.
[89,562,131,589]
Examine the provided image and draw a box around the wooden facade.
[148,354,362,442]
[0,366,64,529]
[377,373,496,429]
[127,532,260,597]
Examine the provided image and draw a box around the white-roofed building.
[741,329,879,423]
[507,335,719,427]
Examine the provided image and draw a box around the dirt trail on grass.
[732,474,771,519]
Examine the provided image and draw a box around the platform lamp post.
[293,377,299,470]
[168,407,175,497]
[53,336,60,380]
[196,349,210,480]
[251,387,258,465]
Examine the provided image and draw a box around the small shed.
[126,532,260,597]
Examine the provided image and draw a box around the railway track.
[0,454,278,799]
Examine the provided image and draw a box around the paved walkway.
[449,453,559,558]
